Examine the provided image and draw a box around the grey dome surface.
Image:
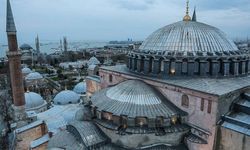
[88,56,100,66]
[91,80,185,118]
[20,43,33,50]
[22,67,32,74]
[25,72,43,80]
[25,92,46,109]
[139,21,238,56]
[53,90,80,105]
[73,82,87,95]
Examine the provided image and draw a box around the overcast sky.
[0,0,250,44]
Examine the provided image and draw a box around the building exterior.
[48,2,249,150]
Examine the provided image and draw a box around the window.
[208,101,212,114]
[181,94,189,107]
[200,98,204,111]
[109,74,113,83]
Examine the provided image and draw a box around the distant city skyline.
[0,0,250,44]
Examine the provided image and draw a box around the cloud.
[0,0,249,44]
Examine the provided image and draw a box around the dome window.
[181,94,189,108]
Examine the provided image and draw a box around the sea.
[0,41,108,58]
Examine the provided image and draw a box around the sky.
[0,0,250,44]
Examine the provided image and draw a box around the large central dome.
[139,21,238,56]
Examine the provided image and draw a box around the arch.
[194,59,200,75]
[181,94,189,108]
[170,58,176,75]
[182,58,188,75]
[135,117,148,127]
[149,57,154,73]
[207,58,213,76]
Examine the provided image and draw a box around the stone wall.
[217,127,250,150]
[98,124,188,149]
[31,142,48,150]
[99,68,219,150]
[15,123,47,150]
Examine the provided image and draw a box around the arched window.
[109,74,113,83]
[181,94,189,108]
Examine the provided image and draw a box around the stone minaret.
[6,0,26,123]
[63,36,68,52]
[35,35,40,53]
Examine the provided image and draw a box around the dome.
[22,67,32,74]
[20,43,33,50]
[73,82,87,95]
[88,56,100,66]
[91,80,185,118]
[25,72,43,80]
[139,21,238,56]
[25,92,46,109]
[53,90,80,105]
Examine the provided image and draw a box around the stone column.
[132,57,137,71]
[200,60,208,76]
[187,60,195,76]
[239,60,246,75]
[137,57,141,72]
[211,60,219,76]
[232,60,239,76]
[128,57,132,69]
[153,59,160,75]
[247,60,250,74]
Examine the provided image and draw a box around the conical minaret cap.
[192,7,197,22]
[6,0,17,32]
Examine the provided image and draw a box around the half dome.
[91,80,185,118]
[53,90,80,105]
[139,21,238,56]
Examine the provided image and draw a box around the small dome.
[22,67,32,74]
[25,92,46,109]
[20,43,33,50]
[87,56,100,66]
[25,72,43,80]
[73,82,87,95]
[53,90,80,105]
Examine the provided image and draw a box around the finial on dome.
[183,0,191,21]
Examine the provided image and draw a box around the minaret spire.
[192,6,197,22]
[6,0,16,33]
[183,0,191,21]
[36,34,40,53]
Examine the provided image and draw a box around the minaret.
[183,0,191,21]
[35,35,40,53]
[6,0,26,123]
[63,36,68,52]
[192,7,197,22]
